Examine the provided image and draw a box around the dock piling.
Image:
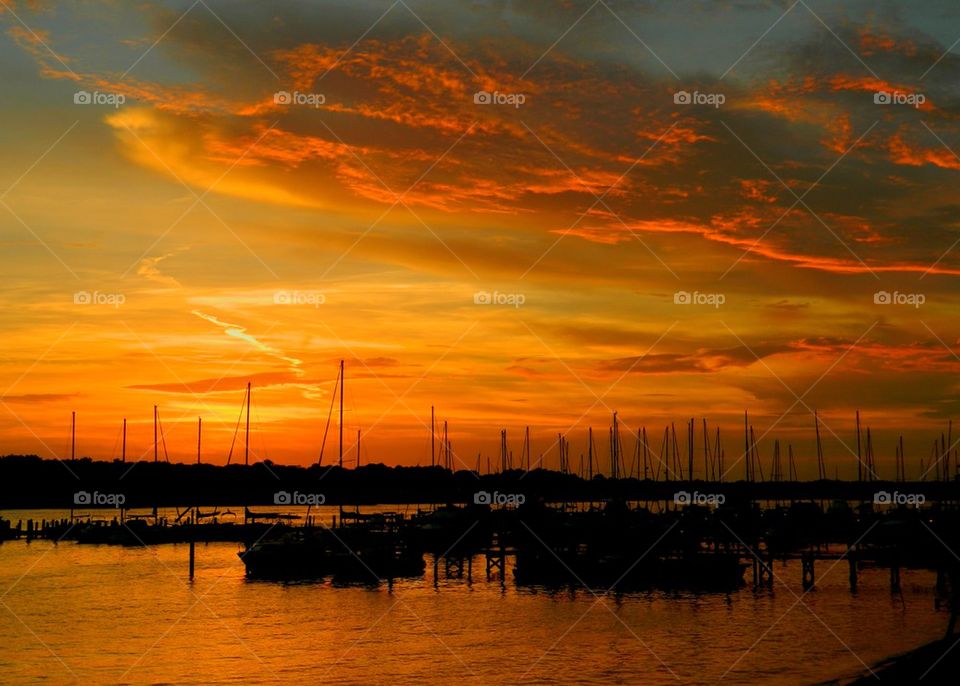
[801,552,815,591]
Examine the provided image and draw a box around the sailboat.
[237,360,426,581]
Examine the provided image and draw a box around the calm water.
[0,509,948,685]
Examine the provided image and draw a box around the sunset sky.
[2,0,960,478]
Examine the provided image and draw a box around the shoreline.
[821,634,960,684]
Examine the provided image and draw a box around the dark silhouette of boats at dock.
[238,362,426,581]
[509,500,747,591]
[71,509,278,546]
[513,547,746,590]
[239,511,426,581]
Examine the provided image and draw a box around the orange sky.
[2,1,960,478]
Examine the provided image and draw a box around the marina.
[0,522,950,685]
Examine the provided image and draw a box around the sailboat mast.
[642,427,649,480]
[588,427,593,479]
[855,410,862,482]
[899,435,905,481]
[154,405,158,463]
[948,421,953,481]
[71,411,76,460]
[525,426,530,471]
[744,411,749,482]
[702,418,709,483]
[501,429,507,472]
[339,360,344,469]
[815,411,825,480]
[612,412,618,478]
[431,405,435,468]
[122,417,126,463]
[197,416,202,464]
[245,382,251,466]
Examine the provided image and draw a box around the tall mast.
[612,412,619,479]
[154,405,158,463]
[430,405,435,468]
[122,417,126,463]
[245,382,251,466]
[815,411,825,480]
[948,421,953,481]
[855,410,862,482]
[661,427,669,482]
[609,427,614,477]
[588,427,593,479]
[197,416,202,464]
[899,435,905,481]
[744,411,749,482]
[702,418,709,482]
[71,411,76,460]
[715,428,723,481]
[642,427,649,480]
[524,426,530,472]
[338,360,344,469]
[501,429,507,472]
[357,428,361,468]
[940,433,946,481]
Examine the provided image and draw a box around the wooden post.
[848,546,858,591]
[802,552,815,590]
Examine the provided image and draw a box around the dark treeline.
[1,454,959,509]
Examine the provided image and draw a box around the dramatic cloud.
[2,0,960,472]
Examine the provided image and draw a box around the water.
[0,510,948,685]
